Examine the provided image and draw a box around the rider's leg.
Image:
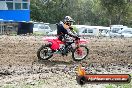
[61,37,69,55]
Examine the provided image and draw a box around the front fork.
[75,40,83,55]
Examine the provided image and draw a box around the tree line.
[30,0,132,27]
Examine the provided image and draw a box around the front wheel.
[37,44,53,60]
[72,45,89,61]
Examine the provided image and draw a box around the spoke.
[74,47,87,60]
[40,47,52,59]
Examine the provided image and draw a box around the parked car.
[75,25,111,37]
[99,27,110,37]
[78,26,100,36]
[119,28,132,38]
[109,28,122,37]
[33,23,52,34]
[47,30,57,35]
[109,25,128,37]
[101,30,110,37]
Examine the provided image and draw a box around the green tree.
[30,0,95,24]
[30,0,132,26]
[100,0,129,25]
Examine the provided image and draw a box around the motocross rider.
[57,16,79,55]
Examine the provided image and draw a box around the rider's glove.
[69,27,73,30]
[75,36,80,40]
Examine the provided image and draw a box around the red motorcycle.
[37,36,89,61]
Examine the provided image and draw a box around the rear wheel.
[72,45,89,61]
[37,44,53,60]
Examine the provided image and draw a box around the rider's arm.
[67,29,79,39]
[61,24,79,39]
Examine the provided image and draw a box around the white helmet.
[64,16,75,23]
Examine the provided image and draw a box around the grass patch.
[0,80,46,88]
[1,84,16,88]
[105,83,132,88]
[105,84,115,88]
[33,32,45,36]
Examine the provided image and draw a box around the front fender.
[79,39,89,45]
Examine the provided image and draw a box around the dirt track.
[0,35,132,87]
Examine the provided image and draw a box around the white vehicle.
[99,27,110,37]
[77,25,111,36]
[109,28,122,37]
[47,30,57,35]
[109,25,128,37]
[119,28,132,37]
[78,26,101,36]
[73,25,88,29]
[33,23,52,33]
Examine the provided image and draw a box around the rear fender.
[43,37,56,41]
[43,37,60,50]
[48,40,60,50]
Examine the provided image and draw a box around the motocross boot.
[62,43,69,56]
